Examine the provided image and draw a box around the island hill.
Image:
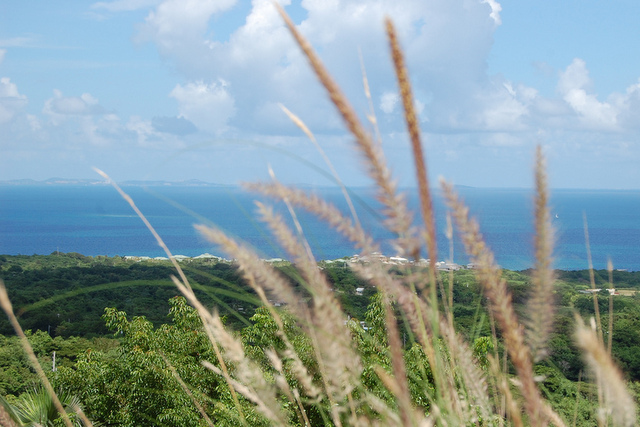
[0,177,230,187]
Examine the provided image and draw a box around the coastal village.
[121,251,470,302]
[121,252,625,297]
[344,252,467,271]
[123,251,468,271]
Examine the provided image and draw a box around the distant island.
[0,178,231,187]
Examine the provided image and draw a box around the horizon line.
[0,177,638,192]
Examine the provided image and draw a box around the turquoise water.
[1,185,639,271]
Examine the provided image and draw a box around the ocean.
[1,184,639,271]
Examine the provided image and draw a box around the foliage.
[0,331,117,398]
[53,296,278,426]
[0,254,265,336]
[4,258,640,425]
[0,386,86,426]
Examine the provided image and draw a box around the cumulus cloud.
[169,80,235,133]
[557,59,617,129]
[612,79,640,130]
[44,90,106,121]
[482,0,502,25]
[126,116,157,145]
[125,115,191,148]
[92,0,163,12]
[380,92,399,114]
[36,91,139,147]
[474,80,538,131]
[0,77,28,123]
[136,0,238,66]
[151,115,198,135]
[130,0,503,135]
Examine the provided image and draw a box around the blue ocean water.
[1,185,639,271]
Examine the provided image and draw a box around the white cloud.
[557,58,591,94]
[0,77,28,123]
[126,115,190,148]
[92,0,163,12]
[558,58,617,129]
[476,80,537,131]
[612,79,640,130]
[379,90,428,124]
[137,0,238,51]
[36,92,134,147]
[0,37,33,48]
[43,90,106,125]
[132,0,503,135]
[0,49,5,64]
[414,99,426,120]
[152,115,197,135]
[169,80,236,133]
[26,114,41,132]
[482,96,528,130]
[0,77,22,98]
[126,116,156,145]
[224,0,292,66]
[380,92,398,114]
[482,0,502,25]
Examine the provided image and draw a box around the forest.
[1,253,640,425]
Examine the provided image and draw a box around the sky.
[1,0,640,189]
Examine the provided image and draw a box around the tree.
[0,386,86,426]
[54,297,270,426]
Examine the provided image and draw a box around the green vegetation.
[0,385,86,426]
[0,253,373,338]
[2,254,640,425]
[0,253,254,336]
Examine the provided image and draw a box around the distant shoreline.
[0,178,232,187]
[0,252,632,273]
[2,186,639,271]
[2,178,639,192]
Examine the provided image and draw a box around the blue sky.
[1,0,640,189]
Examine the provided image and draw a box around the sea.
[1,184,639,271]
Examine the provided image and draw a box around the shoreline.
[3,186,639,272]
[1,252,632,273]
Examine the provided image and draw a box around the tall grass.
[1,7,637,427]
